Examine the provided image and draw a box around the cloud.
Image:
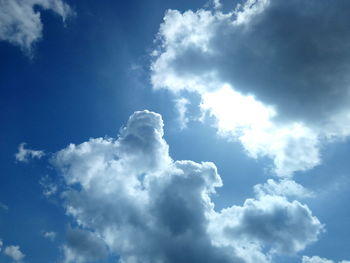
[51,110,323,263]
[4,245,25,262]
[302,256,350,263]
[0,202,8,211]
[43,231,56,241]
[39,175,58,198]
[0,0,73,54]
[0,239,2,252]
[151,0,350,176]
[15,142,44,162]
[212,195,323,256]
[254,179,314,199]
[63,228,108,263]
[175,97,190,129]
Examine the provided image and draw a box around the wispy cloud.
[43,231,56,242]
[302,256,350,263]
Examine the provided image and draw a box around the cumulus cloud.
[51,110,323,263]
[4,245,25,262]
[15,142,44,162]
[212,195,323,256]
[63,228,108,263]
[0,0,73,54]
[151,0,350,176]
[302,256,350,263]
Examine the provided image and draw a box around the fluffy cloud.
[15,142,44,162]
[302,256,350,263]
[4,245,25,262]
[63,228,108,263]
[51,110,323,263]
[212,195,323,256]
[151,0,350,176]
[0,0,73,54]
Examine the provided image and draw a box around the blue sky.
[1,0,350,263]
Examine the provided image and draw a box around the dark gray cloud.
[63,228,108,263]
[153,0,350,126]
[52,110,322,263]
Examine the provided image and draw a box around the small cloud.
[43,231,56,242]
[0,202,8,211]
[4,245,25,262]
[0,239,3,252]
[39,175,58,198]
[175,97,190,129]
[15,143,45,163]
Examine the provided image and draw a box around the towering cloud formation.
[151,0,350,176]
[0,0,73,54]
[52,110,323,263]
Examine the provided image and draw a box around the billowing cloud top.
[52,110,323,263]
[151,0,350,176]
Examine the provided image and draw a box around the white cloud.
[151,0,350,176]
[43,231,56,241]
[0,239,3,252]
[254,179,314,199]
[302,256,350,263]
[4,245,25,262]
[0,0,73,54]
[51,110,323,263]
[200,85,321,176]
[15,142,44,162]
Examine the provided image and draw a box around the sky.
[1,0,350,262]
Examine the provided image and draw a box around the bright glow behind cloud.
[200,84,320,176]
[150,0,350,176]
